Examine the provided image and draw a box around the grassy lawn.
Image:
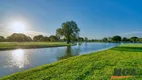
[0,42,73,50]
[1,44,142,80]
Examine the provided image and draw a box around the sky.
[0,0,142,39]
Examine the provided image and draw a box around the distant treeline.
[0,21,141,43]
[94,36,142,43]
[0,33,60,42]
[0,34,141,43]
[0,33,85,42]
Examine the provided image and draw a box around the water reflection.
[58,46,80,60]
[10,49,29,68]
[58,46,72,60]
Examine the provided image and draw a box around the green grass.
[0,42,73,50]
[1,44,142,80]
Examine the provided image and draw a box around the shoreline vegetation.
[0,42,74,50]
[1,44,142,80]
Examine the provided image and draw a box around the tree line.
[96,36,142,43]
[0,34,141,43]
[0,33,60,42]
[0,21,141,43]
[0,33,87,42]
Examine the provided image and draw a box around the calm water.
[0,42,119,77]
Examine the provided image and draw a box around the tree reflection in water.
[58,46,80,60]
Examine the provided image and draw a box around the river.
[0,42,119,77]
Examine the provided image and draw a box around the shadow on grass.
[112,47,142,52]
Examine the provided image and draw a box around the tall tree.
[71,35,78,42]
[56,21,80,44]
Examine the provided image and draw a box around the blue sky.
[0,0,142,39]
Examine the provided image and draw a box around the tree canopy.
[111,36,121,42]
[130,36,138,42]
[49,35,59,42]
[0,36,5,42]
[7,33,32,42]
[56,21,80,44]
[33,35,44,41]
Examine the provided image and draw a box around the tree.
[56,28,63,38]
[130,36,138,42]
[71,35,78,42]
[102,37,108,42]
[112,36,121,42]
[92,39,95,42]
[85,37,88,42]
[56,21,80,44]
[44,36,50,41]
[0,36,5,42]
[7,33,32,42]
[49,35,59,42]
[107,37,112,42]
[78,37,84,42]
[33,35,51,42]
[122,37,129,42]
[137,38,142,42]
[33,35,44,41]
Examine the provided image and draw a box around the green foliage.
[102,37,108,42]
[107,37,112,42]
[2,44,142,80]
[136,38,142,42]
[33,35,44,41]
[56,21,80,44]
[112,35,122,42]
[130,36,138,42]
[0,36,5,42]
[122,37,129,42]
[33,35,59,42]
[78,37,84,42]
[49,35,59,42]
[44,36,50,41]
[89,36,142,43]
[7,33,32,42]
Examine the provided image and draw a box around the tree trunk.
[67,39,70,44]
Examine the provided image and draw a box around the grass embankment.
[1,44,142,80]
[0,42,73,50]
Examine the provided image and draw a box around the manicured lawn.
[1,44,142,80]
[0,42,73,50]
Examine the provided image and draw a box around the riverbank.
[0,42,73,50]
[1,44,142,80]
